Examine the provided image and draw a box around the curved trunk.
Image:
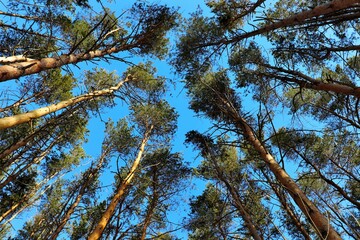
[88,125,153,240]
[0,76,130,130]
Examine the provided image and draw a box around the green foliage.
[229,42,265,87]
[84,67,119,90]
[206,0,245,29]
[83,68,120,109]
[173,13,224,75]
[67,19,97,52]
[104,118,137,156]
[125,62,165,94]
[131,100,178,136]
[129,3,179,59]
[44,144,86,176]
[40,69,75,104]
[188,71,241,123]
[187,184,233,240]
[347,180,360,200]
[0,170,37,217]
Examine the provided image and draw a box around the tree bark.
[49,148,110,240]
[233,114,341,239]
[261,169,311,240]
[199,0,359,48]
[140,167,159,240]
[215,95,341,240]
[88,125,153,240]
[0,45,137,82]
[0,76,131,130]
[208,153,264,240]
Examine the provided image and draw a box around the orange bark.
[50,149,110,240]
[235,115,341,240]
[0,45,135,82]
[88,125,153,240]
[215,95,341,239]
[208,0,359,47]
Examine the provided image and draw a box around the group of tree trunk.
[0,0,359,239]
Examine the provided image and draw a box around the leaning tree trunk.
[140,167,159,240]
[206,149,264,240]
[0,75,131,130]
[229,107,340,239]
[49,148,110,240]
[260,169,312,240]
[0,45,137,82]
[206,0,359,47]
[214,92,341,239]
[88,125,153,240]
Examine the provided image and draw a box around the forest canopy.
[0,0,359,239]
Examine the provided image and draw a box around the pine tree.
[173,0,359,239]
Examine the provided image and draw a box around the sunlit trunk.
[0,76,130,130]
[88,125,153,240]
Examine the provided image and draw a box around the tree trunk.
[0,45,136,82]
[232,112,341,239]
[0,76,131,130]
[202,0,359,47]
[140,167,159,240]
[261,169,311,240]
[49,148,110,240]
[88,125,153,240]
[209,155,264,240]
[214,94,341,239]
